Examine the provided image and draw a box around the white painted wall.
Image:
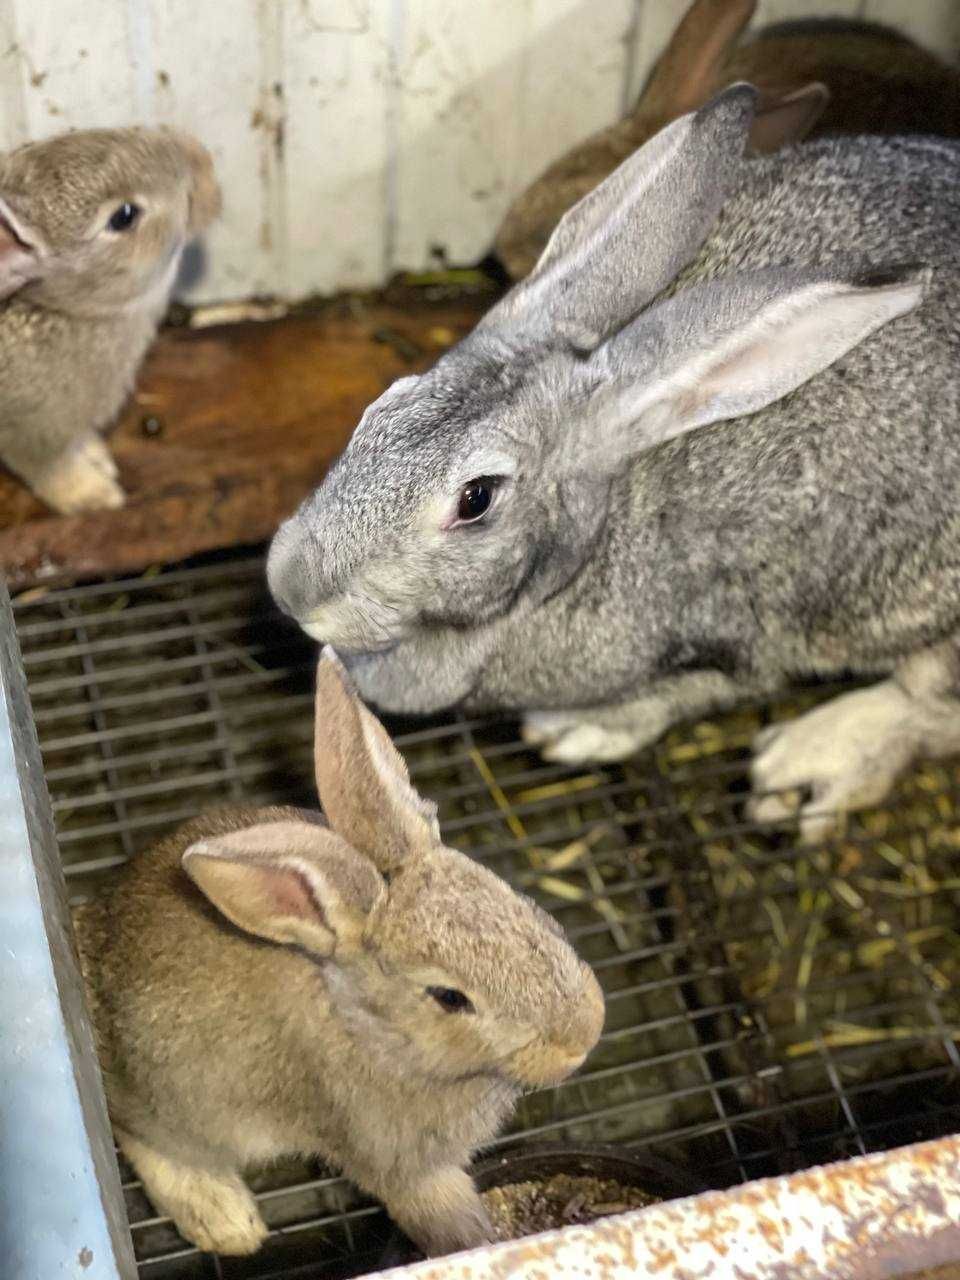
[0,0,956,304]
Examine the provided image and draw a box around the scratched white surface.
[0,0,955,303]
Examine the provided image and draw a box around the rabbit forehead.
[376,848,585,1017]
[318,347,569,527]
[0,128,193,238]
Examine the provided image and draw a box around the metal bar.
[0,578,136,1280]
[370,1134,960,1280]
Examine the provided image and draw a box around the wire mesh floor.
[13,548,960,1279]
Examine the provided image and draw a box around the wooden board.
[0,292,490,590]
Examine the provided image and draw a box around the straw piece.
[468,747,528,843]
[515,774,606,805]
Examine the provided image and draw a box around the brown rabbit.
[0,126,220,513]
[495,0,960,279]
[72,648,604,1257]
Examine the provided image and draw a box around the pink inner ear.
[0,212,38,297]
[253,862,328,928]
[0,210,29,253]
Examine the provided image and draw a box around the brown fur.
[73,651,604,1258]
[0,126,220,512]
[495,0,960,278]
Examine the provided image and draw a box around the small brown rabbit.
[495,0,960,279]
[72,649,604,1257]
[0,126,220,513]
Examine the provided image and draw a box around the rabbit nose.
[565,968,605,1057]
[267,518,318,622]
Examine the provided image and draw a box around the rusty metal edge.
[369,1134,960,1280]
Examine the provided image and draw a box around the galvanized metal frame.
[0,578,136,1280]
[9,554,960,1280]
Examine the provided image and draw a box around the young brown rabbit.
[495,0,960,278]
[72,649,604,1258]
[0,126,220,512]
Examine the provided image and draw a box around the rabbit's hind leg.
[118,1131,268,1256]
[749,638,960,843]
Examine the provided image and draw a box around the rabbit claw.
[747,682,921,843]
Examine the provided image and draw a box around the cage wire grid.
[12,548,960,1280]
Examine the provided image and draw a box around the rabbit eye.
[427,986,474,1014]
[456,478,496,524]
[107,202,141,232]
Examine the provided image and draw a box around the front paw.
[747,683,917,842]
[34,435,125,514]
[175,1186,269,1256]
[387,1167,495,1258]
[522,708,665,765]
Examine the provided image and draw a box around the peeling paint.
[368,1136,960,1280]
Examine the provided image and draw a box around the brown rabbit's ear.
[313,648,440,873]
[182,820,383,957]
[748,83,830,153]
[0,197,46,300]
[638,0,757,119]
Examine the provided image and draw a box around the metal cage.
[4,549,960,1280]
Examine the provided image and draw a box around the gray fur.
[269,90,960,835]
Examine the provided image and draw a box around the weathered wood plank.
[0,294,491,590]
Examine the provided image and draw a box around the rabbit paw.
[747,682,920,843]
[119,1135,268,1256]
[172,1180,269,1256]
[522,711,656,764]
[34,435,125,514]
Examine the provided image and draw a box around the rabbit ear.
[0,197,45,300]
[182,820,383,957]
[749,83,830,154]
[488,82,757,353]
[313,648,440,873]
[574,263,928,474]
[637,0,757,121]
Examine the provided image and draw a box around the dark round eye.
[457,478,494,523]
[107,202,141,232]
[427,986,474,1013]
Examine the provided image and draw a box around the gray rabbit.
[0,126,220,513]
[74,650,603,1256]
[269,83,960,842]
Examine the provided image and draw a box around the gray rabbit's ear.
[579,262,929,472]
[0,197,46,300]
[182,821,384,957]
[313,648,440,873]
[489,82,757,353]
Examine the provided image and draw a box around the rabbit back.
[73,806,334,1168]
[476,136,960,708]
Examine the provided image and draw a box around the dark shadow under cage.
[13,549,960,1280]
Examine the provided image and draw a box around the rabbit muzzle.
[507,970,605,1087]
[507,1039,593,1089]
[268,518,412,651]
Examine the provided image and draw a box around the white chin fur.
[302,620,328,642]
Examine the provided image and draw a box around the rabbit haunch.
[269,83,959,841]
[0,126,220,514]
[73,650,603,1258]
[495,0,960,280]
